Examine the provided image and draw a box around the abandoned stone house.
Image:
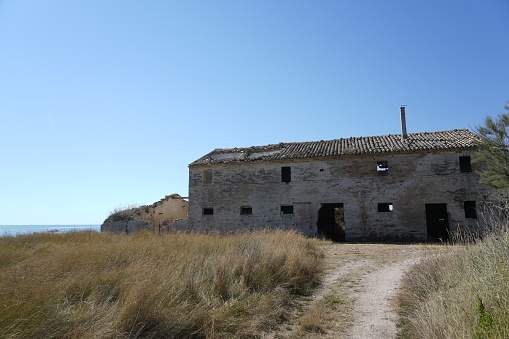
[187,115,488,241]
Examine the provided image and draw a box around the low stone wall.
[100,220,152,234]
[164,219,190,231]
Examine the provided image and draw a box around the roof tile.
[190,129,478,166]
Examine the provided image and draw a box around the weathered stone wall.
[135,194,189,229]
[187,150,489,240]
[100,219,153,234]
[101,194,189,233]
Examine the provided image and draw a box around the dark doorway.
[425,204,449,241]
[317,203,345,242]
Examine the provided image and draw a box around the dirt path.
[265,243,445,339]
[342,255,418,339]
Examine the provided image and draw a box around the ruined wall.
[101,194,189,233]
[100,219,153,234]
[187,151,489,240]
[135,194,189,228]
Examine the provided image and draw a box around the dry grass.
[397,233,509,339]
[0,230,323,339]
[296,293,351,337]
[276,242,436,338]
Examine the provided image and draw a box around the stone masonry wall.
[187,150,488,240]
[101,194,189,233]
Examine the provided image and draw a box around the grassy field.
[0,230,323,339]
[398,231,509,338]
[7,227,508,339]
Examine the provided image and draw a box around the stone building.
[101,194,188,233]
[187,122,488,241]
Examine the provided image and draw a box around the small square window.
[240,207,252,215]
[464,201,477,218]
[377,161,388,175]
[203,207,214,215]
[378,203,394,212]
[280,205,294,214]
[460,156,472,173]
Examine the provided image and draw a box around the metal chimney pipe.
[400,106,408,140]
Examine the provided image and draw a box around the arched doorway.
[317,203,345,242]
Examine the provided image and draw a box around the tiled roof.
[189,129,478,166]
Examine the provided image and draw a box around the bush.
[398,230,509,339]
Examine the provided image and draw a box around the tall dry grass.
[0,230,323,338]
[398,208,509,338]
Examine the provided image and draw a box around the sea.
[0,225,101,237]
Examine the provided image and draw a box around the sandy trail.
[265,243,440,339]
[325,244,428,339]
[342,256,419,339]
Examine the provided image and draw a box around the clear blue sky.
[1,0,508,225]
